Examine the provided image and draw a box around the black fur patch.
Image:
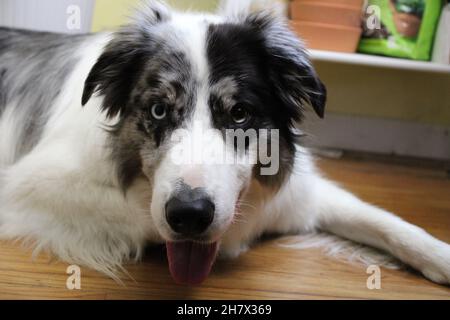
[244,13,327,119]
[206,13,327,188]
[81,31,150,118]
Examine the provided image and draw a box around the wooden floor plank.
[0,156,449,299]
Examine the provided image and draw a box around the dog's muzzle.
[164,186,219,285]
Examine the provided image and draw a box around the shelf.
[308,49,450,74]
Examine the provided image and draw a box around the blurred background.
[0,0,449,162]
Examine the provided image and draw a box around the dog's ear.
[245,11,327,119]
[81,35,147,118]
[82,1,171,118]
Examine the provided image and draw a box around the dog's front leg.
[0,142,155,273]
[300,176,450,285]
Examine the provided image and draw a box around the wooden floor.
[0,156,449,299]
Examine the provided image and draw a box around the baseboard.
[301,113,450,161]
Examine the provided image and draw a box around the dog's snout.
[165,194,215,237]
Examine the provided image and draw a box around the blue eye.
[151,103,167,120]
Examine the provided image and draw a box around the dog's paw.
[419,244,450,285]
[421,263,450,285]
[422,270,449,285]
[219,242,249,259]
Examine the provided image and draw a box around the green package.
[358,0,442,60]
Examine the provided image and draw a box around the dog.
[0,1,449,286]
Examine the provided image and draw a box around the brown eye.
[230,104,250,125]
[151,103,167,120]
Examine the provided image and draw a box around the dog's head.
[82,1,326,285]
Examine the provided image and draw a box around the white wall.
[0,0,94,33]
[303,112,450,161]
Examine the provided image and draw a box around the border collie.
[0,1,449,286]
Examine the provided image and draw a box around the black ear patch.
[305,77,327,119]
[245,12,327,119]
[81,36,148,118]
[269,53,327,119]
[82,2,171,118]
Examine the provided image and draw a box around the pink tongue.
[166,241,218,285]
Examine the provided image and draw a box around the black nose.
[165,195,215,237]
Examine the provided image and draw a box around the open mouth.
[166,241,219,285]
[165,188,246,285]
